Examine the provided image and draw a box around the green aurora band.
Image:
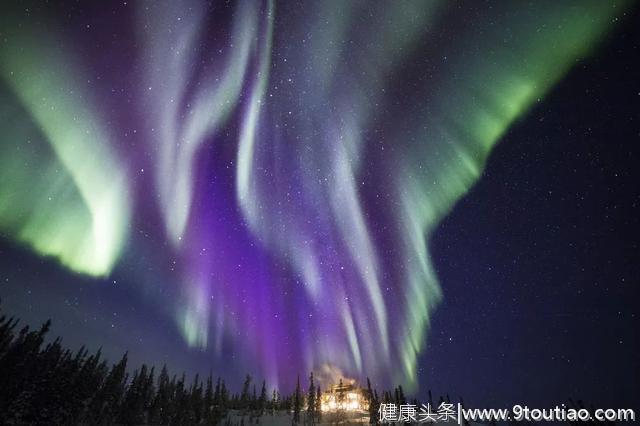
[393,2,630,384]
[0,24,130,277]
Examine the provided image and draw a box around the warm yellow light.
[318,382,368,412]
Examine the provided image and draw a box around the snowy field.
[222,410,369,425]
[221,410,484,425]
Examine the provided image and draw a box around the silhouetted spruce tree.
[307,372,316,424]
[143,366,156,422]
[0,311,19,356]
[119,364,151,425]
[367,377,379,424]
[293,375,301,424]
[49,344,86,422]
[214,377,221,403]
[204,372,213,421]
[16,337,64,423]
[397,385,406,405]
[212,377,226,422]
[167,374,180,423]
[173,373,187,424]
[75,348,108,423]
[90,351,128,424]
[259,380,267,413]
[0,319,51,421]
[191,373,203,424]
[315,385,322,423]
[240,374,252,408]
[221,379,229,405]
[252,383,257,410]
[149,364,171,424]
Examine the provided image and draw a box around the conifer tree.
[252,383,257,409]
[293,375,301,424]
[204,373,213,422]
[315,385,322,422]
[397,385,406,405]
[367,377,379,424]
[307,371,316,424]
[173,373,187,424]
[240,374,252,408]
[152,365,173,424]
[91,352,128,424]
[221,379,229,406]
[191,373,203,424]
[259,380,267,413]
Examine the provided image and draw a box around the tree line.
[0,301,340,424]
[0,301,431,425]
[5,303,605,425]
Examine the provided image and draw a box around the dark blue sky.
[425,11,639,410]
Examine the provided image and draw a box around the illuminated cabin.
[319,380,369,412]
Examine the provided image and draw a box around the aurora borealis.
[0,0,638,405]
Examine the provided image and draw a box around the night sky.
[0,0,638,412]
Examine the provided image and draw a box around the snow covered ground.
[221,410,476,425]
[222,410,369,425]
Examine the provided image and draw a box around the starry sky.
[0,0,638,411]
